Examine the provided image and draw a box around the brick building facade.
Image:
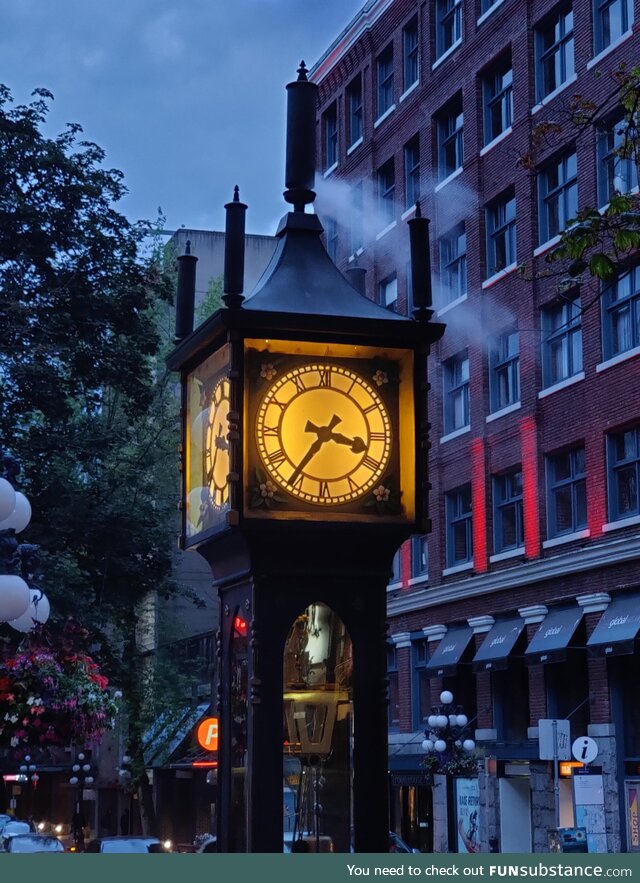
[311,0,640,853]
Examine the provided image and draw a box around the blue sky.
[1,0,364,236]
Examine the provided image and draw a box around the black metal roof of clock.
[169,62,443,370]
[241,61,408,321]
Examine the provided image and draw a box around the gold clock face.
[256,363,391,505]
[205,376,231,510]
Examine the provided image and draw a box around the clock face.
[185,343,231,540]
[255,363,392,505]
[205,376,231,510]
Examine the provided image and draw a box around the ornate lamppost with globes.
[422,690,476,761]
[0,449,51,630]
[17,754,38,819]
[69,752,95,850]
[422,691,478,853]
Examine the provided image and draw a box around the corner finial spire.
[415,200,422,219]
[185,239,191,255]
[297,60,308,81]
[233,185,240,202]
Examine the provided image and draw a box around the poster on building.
[573,768,606,853]
[625,781,640,852]
[455,777,480,853]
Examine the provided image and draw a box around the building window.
[481,0,502,12]
[602,267,640,359]
[387,643,400,729]
[597,114,639,207]
[379,275,398,313]
[411,534,429,578]
[347,75,363,147]
[486,190,516,275]
[443,350,469,434]
[378,158,395,226]
[324,216,338,262]
[413,639,431,729]
[403,17,419,90]
[436,0,462,58]
[541,295,583,386]
[594,0,633,54]
[493,469,524,552]
[377,44,394,118]
[436,96,463,181]
[322,102,338,171]
[439,223,466,304]
[483,57,513,145]
[446,485,473,566]
[539,149,577,243]
[404,136,420,209]
[489,328,520,411]
[608,427,640,521]
[350,183,363,255]
[547,447,586,536]
[535,5,574,102]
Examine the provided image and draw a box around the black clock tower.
[167,63,444,853]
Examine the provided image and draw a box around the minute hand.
[289,437,324,485]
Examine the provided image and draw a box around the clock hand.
[214,424,229,451]
[289,436,324,485]
[290,415,343,484]
[326,431,367,454]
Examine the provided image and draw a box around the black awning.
[472,618,525,672]
[525,607,584,665]
[425,627,474,677]
[587,593,640,657]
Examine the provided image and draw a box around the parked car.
[85,835,169,853]
[4,834,65,853]
[0,820,36,851]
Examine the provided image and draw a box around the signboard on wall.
[573,767,606,853]
[625,781,640,852]
[455,778,480,853]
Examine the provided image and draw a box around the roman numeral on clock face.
[318,366,332,387]
[362,455,379,472]
[268,449,286,467]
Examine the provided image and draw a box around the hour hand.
[327,431,367,454]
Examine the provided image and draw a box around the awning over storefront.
[525,607,584,665]
[472,617,525,672]
[143,702,210,768]
[587,593,640,657]
[425,627,474,677]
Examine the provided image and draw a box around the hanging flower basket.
[0,646,119,756]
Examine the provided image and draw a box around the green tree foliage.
[520,64,640,287]
[195,274,224,327]
[0,86,203,832]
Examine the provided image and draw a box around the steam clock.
[167,63,444,852]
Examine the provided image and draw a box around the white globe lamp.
[0,479,16,521]
[0,574,31,621]
[8,591,50,633]
[0,492,32,533]
[434,739,447,753]
[439,690,454,705]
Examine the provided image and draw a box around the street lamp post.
[422,690,476,759]
[17,754,38,820]
[422,691,477,852]
[69,752,95,851]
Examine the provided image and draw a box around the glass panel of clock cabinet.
[283,603,353,852]
[185,344,231,539]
